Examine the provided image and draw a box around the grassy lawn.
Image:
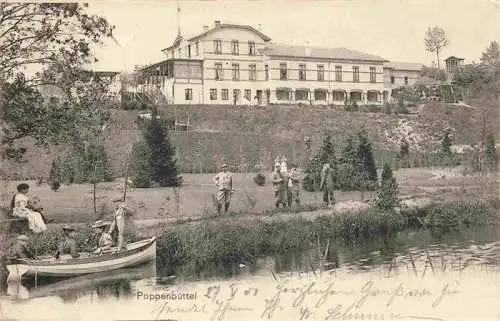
[1,166,496,227]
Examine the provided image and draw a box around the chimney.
[203,25,209,31]
[257,24,262,31]
[305,41,311,57]
[214,20,221,27]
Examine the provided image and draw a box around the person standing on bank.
[10,183,47,233]
[287,163,301,207]
[320,163,335,207]
[272,164,287,208]
[213,164,233,215]
[109,198,134,251]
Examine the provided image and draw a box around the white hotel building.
[138,21,423,105]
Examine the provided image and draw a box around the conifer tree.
[141,109,180,187]
[338,134,358,190]
[375,163,399,210]
[130,141,153,188]
[302,134,337,191]
[441,131,452,156]
[356,129,378,188]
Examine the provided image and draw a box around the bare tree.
[424,27,449,70]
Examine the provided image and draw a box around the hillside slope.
[2,102,494,179]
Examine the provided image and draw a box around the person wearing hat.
[287,163,301,207]
[320,163,335,207]
[272,164,287,208]
[90,220,114,255]
[109,198,134,251]
[10,183,47,233]
[55,225,80,259]
[212,163,233,215]
[8,235,35,259]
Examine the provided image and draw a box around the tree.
[374,163,399,210]
[424,27,449,70]
[302,134,337,192]
[49,159,62,191]
[52,143,113,184]
[140,110,180,187]
[130,141,153,188]
[0,3,115,162]
[0,3,114,83]
[480,41,500,67]
[338,135,358,190]
[441,131,452,156]
[356,129,377,187]
[380,163,394,185]
[485,133,498,171]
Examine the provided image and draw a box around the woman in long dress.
[10,183,47,233]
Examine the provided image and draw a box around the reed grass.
[155,199,498,276]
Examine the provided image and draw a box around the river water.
[1,226,500,321]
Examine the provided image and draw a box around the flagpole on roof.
[177,3,181,36]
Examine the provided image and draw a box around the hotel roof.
[162,23,272,51]
[259,44,388,62]
[384,61,424,71]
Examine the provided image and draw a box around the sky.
[85,0,500,72]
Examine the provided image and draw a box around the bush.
[50,181,61,192]
[122,100,150,110]
[395,99,409,114]
[384,103,392,114]
[365,104,382,113]
[253,173,266,186]
[344,101,359,112]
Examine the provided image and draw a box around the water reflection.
[6,261,156,301]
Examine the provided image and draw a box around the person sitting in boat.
[8,235,35,260]
[10,183,49,233]
[55,225,80,259]
[90,220,115,255]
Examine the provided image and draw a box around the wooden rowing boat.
[6,236,156,281]
[7,262,156,300]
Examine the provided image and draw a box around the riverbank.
[6,199,496,274]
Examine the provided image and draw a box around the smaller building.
[383,62,424,89]
[445,56,464,73]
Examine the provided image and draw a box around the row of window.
[212,63,381,82]
[184,88,254,101]
[279,64,376,83]
[214,40,257,55]
[184,88,383,102]
[177,40,257,59]
[390,75,409,85]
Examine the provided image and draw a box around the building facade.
[137,21,423,105]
